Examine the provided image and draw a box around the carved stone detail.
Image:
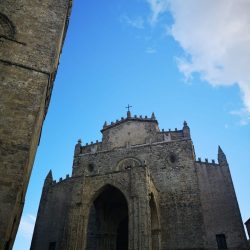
[116,157,142,171]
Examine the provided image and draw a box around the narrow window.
[216,234,227,249]
[48,242,56,250]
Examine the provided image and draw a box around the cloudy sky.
[14,0,250,248]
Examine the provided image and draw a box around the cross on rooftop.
[126,104,132,112]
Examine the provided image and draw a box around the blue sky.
[14,0,250,249]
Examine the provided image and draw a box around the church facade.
[31,112,248,250]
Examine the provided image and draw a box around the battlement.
[76,140,103,155]
[56,174,71,183]
[74,113,191,155]
[34,112,248,250]
[44,171,72,187]
[195,157,219,166]
[77,129,185,153]
[195,146,228,167]
[101,111,158,132]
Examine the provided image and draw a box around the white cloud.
[231,108,250,126]
[146,0,169,25]
[120,14,144,29]
[19,214,36,240]
[146,0,250,122]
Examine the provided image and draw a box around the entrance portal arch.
[86,185,128,250]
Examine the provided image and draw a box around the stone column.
[151,229,161,250]
[129,166,151,250]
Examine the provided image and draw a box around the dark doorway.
[86,185,128,250]
[116,216,128,250]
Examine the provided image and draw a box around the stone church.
[31,111,248,250]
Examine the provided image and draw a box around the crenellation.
[54,174,73,184]
[195,158,219,166]
[78,133,190,158]
[31,113,248,250]
[101,113,159,133]
[75,122,193,158]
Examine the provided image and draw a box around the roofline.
[101,117,158,133]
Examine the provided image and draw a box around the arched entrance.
[86,185,128,250]
[149,193,161,250]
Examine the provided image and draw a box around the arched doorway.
[149,193,161,250]
[86,185,128,250]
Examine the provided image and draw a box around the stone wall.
[30,115,248,250]
[30,174,74,250]
[196,154,249,249]
[31,166,159,250]
[0,0,72,248]
[31,117,207,249]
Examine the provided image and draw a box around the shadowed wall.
[0,1,72,248]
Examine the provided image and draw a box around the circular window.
[88,163,94,172]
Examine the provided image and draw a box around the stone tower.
[31,112,248,250]
[0,1,72,248]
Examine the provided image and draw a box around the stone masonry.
[0,1,72,249]
[31,112,249,250]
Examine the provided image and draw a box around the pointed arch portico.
[86,184,128,250]
[65,165,160,250]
